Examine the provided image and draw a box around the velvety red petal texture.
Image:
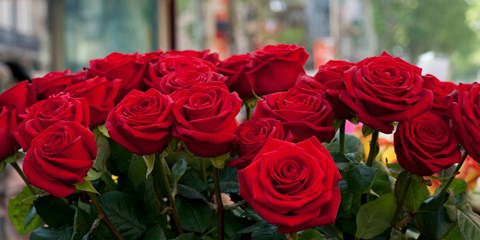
[394,111,462,176]
[171,82,242,157]
[246,44,308,96]
[23,121,96,197]
[152,69,226,95]
[31,70,73,100]
[340,52,433,133]
[254,86,335,143]
[0,106,19,160]
[238,137,341,232]
[218,53,254,99]
[15,94,90,151]
[63,76,122,128]
[0,80,36,115]
[449,83,480,162]
[106,88,173,155]
[229,118,285,169]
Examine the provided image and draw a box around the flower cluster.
[0,44,479,240]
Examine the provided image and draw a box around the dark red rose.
[150,68,226,95]
[422,74,457,119]
[106,88,173,155]
[144,55,217,88]
[218,53,253,99]
[228,118,285,169]
[23,121,96,198]
[15,93,90,151]
[246,44,309,96]
[238,137,341,232]
[171,82,242,157]
[394,111,462,176]
[31,70,74,100]
[163,49,220,65]
[0,106,18,160]
[313,60,356,119]
[140,49,164,63]
[449,83,480,162]
[0,80,36,115]
[340,52,433,133]
[70,70,89,84]
[254,86,335,143]
[63,76,122,127]
[87,52,148,98]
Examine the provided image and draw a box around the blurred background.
[1,0,480,239]
[1,0,480,83]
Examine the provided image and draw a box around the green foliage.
[355,193,397,239]
[7,186,44,234]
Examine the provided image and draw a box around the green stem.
[366,131,379,167]
[339,120,346,154]
[213,167,224,240]
[392,173,412,229]
[200,160,208,183]
[245,104,252,121]
[88,192,124,240]
[10,162,36,195]
[286,232,299,240]
[439,151,468,195]
[157,155,183,234]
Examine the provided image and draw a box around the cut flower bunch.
[1,44,480,240]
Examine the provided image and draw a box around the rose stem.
[245,104,252,121]
[10,162,36,195]
[339,120,346,154]
[213,167,224,240]
[200,160,208,183]
[391,173,411,229]
[366,130,379,167]
[439,151,468,195]
[157,154,183,234]
[87,192,124,240]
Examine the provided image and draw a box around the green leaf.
[75,180,99,194]
[362,125,375,137]
[394,171,429,212]
[315,225,344,239]
[99,191,147,239]
[172,159,188,185]
[327,134,365,156]
[142,175,167,225]
[457,204,480,240]
[448,178,467,196]
[107,139,132,175]
[413,192,455,239]
[224,210,254,239]
[299,229,324,240]
[92,126,111,174]
[142,224,167,240]
[371,160,394,196]
[97,124,110,138]
[251,223,287,240]
[129,154,148,189]
[30,226,73,240]
[143,154,156,178]
[209,154,230,169]
[34,195,75,228]
[355,193,396,239]
[219,166,239,193]
[72,203,94,240]
[176,196,213,233]
[346,164,377,194]
[444,225,463,240]
[7,186,43,234]
[177,184,206,200]
[175,233,203,240]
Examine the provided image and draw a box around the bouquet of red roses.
[0,44,479,240]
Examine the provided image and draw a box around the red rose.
[171,82,242,157]
[63,76,122,127]
[238,137,341,232]
[254,86,335,143]
[340,52,433,133]
[449,83,480,162]
[228,118,285,169]
[218,54,253,99]
[106,88,173,155]
[15,93,90,151]
[144,55,217,88]
[394,111,462,176]
[140,49,164,63]
[422,74,457,119]
[150,69,226,95]
[70,70,88,84]
[0,80,36,115]
[87,52,148,98]
[23,121,96,197]
[246,44,308,96]
[313,60,356,119]
[31,70,73,100]
[163,49,220,65]
[0,106,18,160]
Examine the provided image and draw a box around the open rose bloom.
[0,46,479,240]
